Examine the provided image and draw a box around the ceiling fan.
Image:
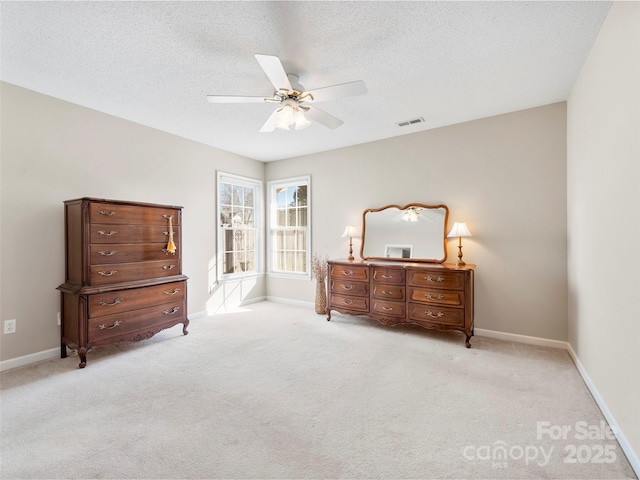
[206,54,367,132]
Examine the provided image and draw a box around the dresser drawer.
[372,299,406,318]
[330,264,369,281]
[89,260,180,285]
[90,243,178,265]
[90,224,178,244]
[371,268,405,285]
[88,301,185,343]
[90,203,180,226]
[88,281,186,318]
[407,269,465,290]
[408,287,464,307]
[408,303,464,327]
[330,279,369,297]
[330,293,369,312]
[371,284,405,301]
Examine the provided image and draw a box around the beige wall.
[567,1,640,461]
[266,103,568,340]
[0,82,266,361]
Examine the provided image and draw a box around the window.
[268,176,311,277]
[217,172,261,278]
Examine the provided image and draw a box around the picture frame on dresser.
[327,203,475,347]
[57,198,189,368]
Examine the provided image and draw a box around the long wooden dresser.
[57,198,189,368]
[327,259,474,347]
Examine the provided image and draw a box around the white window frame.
[267,175,311,279]
[217,171,263,281]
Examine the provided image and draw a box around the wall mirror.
[360,203,449,263]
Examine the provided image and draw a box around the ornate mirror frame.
[360,203,449,263]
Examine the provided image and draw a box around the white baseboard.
[566,344,640,478]
[0,347,59,372]
[475,328,568,349]
[266,296,314,309]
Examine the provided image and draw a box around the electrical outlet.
[4,319,17,334]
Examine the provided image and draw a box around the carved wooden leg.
[465,333,472,348]
[182,319,190,335]
[61,342,67,359]
[77,347,87,369]
[326,308,332,321]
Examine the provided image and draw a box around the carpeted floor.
[0,301,636,479]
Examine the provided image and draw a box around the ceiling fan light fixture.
[293,109,311,130]
[275,104,294,130]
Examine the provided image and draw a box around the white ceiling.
[1,1,611,162]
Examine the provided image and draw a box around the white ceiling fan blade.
[303,105,344,130]
[255,54,292,93]
[259,108,281,133]
[207,95,267,104]
[304,80,367,103]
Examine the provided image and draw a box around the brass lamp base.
[456,241,466,267]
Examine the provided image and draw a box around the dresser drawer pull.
[163,307,180,315]
[382,290,393,296]
[425,310,445,318]
[341,299,355,305]
[98,250,117,256]
[97,230,117,236]
[340,270,354,276]
[426,293,445,300]
[341,284,355,290]
[164,288,181,295]
[162,265,176,270]
[97,270,117,276]
[425,276,445,283]
[98,210,116,216]
[382,306,394,311]
[161,214,174,220]
[381,274,393,279]
[98,298,123,306]
[97,320,122,330]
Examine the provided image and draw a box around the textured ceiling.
[1,1,611,162]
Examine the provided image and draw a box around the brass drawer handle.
[98,320,122,330]
[162,265,176,270]
[425,276,445,283]
[341,299,355,305]
[381,274,393,279]
[382,290,393,296]
[162,214,174,220]
[98,298,123,306]
[98,210,116,216]
[340,270,354,276]
[97,230,117,236]
[382,306,393,311]
[425,310,445,318]
[341,284,355,290]
[98,251,117,256]
[426,293,444,300]
[97,270,117,276]
[164,288,180,295]
[163,307,180,315]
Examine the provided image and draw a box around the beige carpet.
[0,301,635,479]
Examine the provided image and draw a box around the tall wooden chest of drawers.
[57,198,189,368]
[327,259,474,347]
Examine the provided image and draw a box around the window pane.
[299,207,307,227]
[244,207,254,227]
[244,188,254,208]
[232,185,242,206]
[220,183,232,206]
[296,186,307,207]
[220,206,232,226]
[288,208,297,227]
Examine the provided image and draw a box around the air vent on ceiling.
[397,117,425,127]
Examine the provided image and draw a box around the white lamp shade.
[341,225,358,238]
[447,222,472,238]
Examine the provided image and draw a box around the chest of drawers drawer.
[408,303,465,327]
[407,269,465,290]
[90,224,178,244]
[90,244,177,265]
[90,203,180,226]
[88,281,186,318]
[88,300,185,344]
[371,267,405,285]
[371,284,406,301]
[408,287,464,307]
[89,260,180,285]
[330,293,369,312]
[371,299,406,318]
[330,279,369,297]
[330,264,369,281]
